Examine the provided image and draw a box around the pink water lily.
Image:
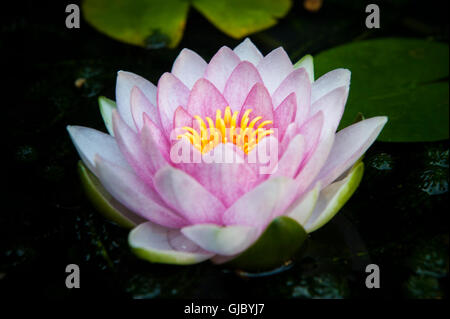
[68,38,387,267]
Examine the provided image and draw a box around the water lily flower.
[68,38,387,271]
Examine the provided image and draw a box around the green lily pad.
[82,0,292,48]
[192,0,292,39]
[313,38,449,142]
[82,0,190,48]
[226,216,307,272]
[78,161,145,228]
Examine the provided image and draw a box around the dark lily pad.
[313,38,449,142]
[226,216,308,272]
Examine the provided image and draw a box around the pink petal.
[240,83,274,123]
[67,125,129,175]
[95,156,188,228]
[315,116,388,188]
[141,115,170,172]
[130,86,161,131]
[222,176,292,229]
[154,166,225,225]
[157,72,190,138]
[171,48,207,89]
[183,143,258,207]
[271,134,305,178]
[298,111,324,165]
[272,68,311,127]
[223,61,263,112]
[233,38,264,65]
[181,224,258,256]
[112,110,154,182]
[247,135,279,177]
[280,112,324,168]
[170,135,203,168]
[312,68,350,104]
[204,46,241,92]
[173,106,193,129]
[186,78,228,119]
[279,122,298,154]
[278,132,335,216]
[293,131,335,196]
[116,71,157,130]
[310,86,348,136]
[257,47,293,94]
[274,92,297,140]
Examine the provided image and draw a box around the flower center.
[177,106,273,154]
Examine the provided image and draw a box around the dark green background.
[2,0,448,299]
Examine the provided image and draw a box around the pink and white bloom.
[68,39,387,267]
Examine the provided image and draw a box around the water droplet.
[420,167,448,195]
[368,152,394,170]
[16,145,38,163]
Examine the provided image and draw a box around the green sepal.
[78,161,143,229]
[98,96,116,136]
[294,54,314,82]
[307,161,364,233]
[225,216,308,272]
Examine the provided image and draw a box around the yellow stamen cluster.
[177,106,273,154]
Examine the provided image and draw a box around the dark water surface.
[2,0,448,299]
